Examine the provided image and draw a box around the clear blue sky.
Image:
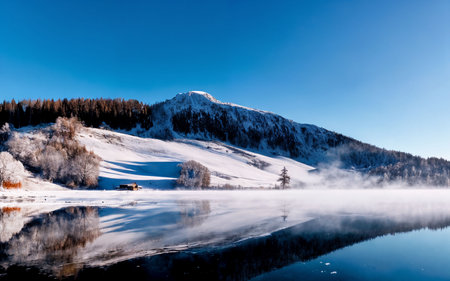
[1,0,449,159]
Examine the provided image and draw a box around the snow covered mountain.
[141,91,449,186]
[147,91,349,164]
[1,91,448,187]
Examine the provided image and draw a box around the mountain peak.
[188,91,219,102]
[175,91,221,104]
[170,91,272,115]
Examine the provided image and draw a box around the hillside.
[1,91,449,186]
[78,127,313,189]
[145,91,449,186]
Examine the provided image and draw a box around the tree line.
[0,98,153,131]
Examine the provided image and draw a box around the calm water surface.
[251,227,450,281]
[1,190,450,280]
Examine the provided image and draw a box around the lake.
[1,189,450,280]
[251,227,450,281]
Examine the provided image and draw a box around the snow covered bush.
[0,152,25,187]
[43,117,100,187]
[177,160,211,189]
[67,152,101,187]
[38,144,100,187]
[6,117,101,188]
[39,146,66,182]
[6,132,43,169]
[51,116,82,141]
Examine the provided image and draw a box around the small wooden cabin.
[116,183,141,191]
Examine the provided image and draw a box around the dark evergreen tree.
[278,167,291,189]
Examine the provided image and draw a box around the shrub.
[51,117,82,141]
[43,117,100,187]
[6,117,101,188]
[6,132,43,169]
[177,160,211,188]
[0,151,25,188]
[67,152,101,187]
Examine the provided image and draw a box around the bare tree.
[277,166,291,189]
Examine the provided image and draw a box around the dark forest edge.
[0,98,152,131]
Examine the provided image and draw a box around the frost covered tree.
[0,123,11,145]
[39,146,66,182]
[69,152,101,187]
[278,166,291,189]
[6,132,43,168]
[51,117,82,141]
[177,160,211,189]
[6,117,101,188]
[0,152,25,186]
[42,118,100,187]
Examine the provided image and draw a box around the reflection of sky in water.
[252,227,450,281]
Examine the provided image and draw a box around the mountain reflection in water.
[76,214,450,281]
[1,198,450,280]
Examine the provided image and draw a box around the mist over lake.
[1,189,450,280]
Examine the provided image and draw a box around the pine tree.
[278,166,290,189]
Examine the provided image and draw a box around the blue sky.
[0,0,449,159]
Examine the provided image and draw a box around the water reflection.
[279,201,290,222]
[77,212,450,281]
[2,196,450,280]
[0,201,215,280]
[0,207,23,243]
[178,200,211,227]
[0,207,100,278]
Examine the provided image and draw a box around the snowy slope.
[141,91,449,186]
[78,127,314,189]
[145,91,348,165]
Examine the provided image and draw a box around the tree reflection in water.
[2,203,450,281]
[0,207,23,243]
[279,201,290,222]
[177,200,211,228]
[0,207,100,279]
